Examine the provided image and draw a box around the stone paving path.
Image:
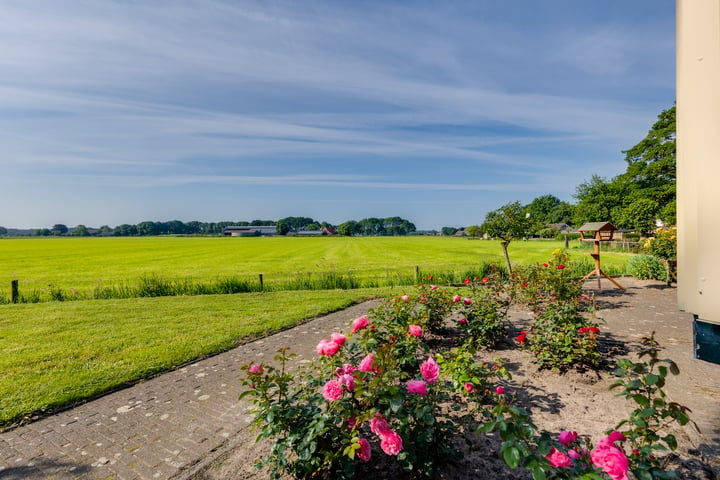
[1,280,718,479]
[0,302,378,480]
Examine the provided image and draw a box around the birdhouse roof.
[577,222,616,232]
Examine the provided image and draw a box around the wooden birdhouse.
[578,222,616,242]
[578,221,624,291]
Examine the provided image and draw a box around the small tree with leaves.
[482,201,532,274]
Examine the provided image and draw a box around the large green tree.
[573,174,628,226]
[524,194,575,234]
[573,105,676,230]
[620,104,676,225]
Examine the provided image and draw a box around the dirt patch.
[179,280,718,480]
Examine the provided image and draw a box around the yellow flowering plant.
[643,226,676,261]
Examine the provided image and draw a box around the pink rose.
[463,297,472,305]
[322,380,343,401]
[339,373,355,392]
[558,430,578,446]
[406,380,428,395]
[380,430,403,456]
[331,332,347,346]
[596,431,626,450]
[453,295,461,303]
[400,294,410,301]
[495,386,506,395]
[430,285,438,290]
[351,316,369,333]
[408,325,423,337]
[459,317,468,325]
[464,382,474,393]
[591,446,629,480]
[248,364,262,374]
[420,356,440,384]
[337,363,357,376]
[546,447,573,467]
[316,339,341,356]
[370,415,390,436]
[357,438,371,462]
[358,353,375,372]
[568,448,584,459]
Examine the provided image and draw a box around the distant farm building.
[223,226,277,237]
[288,227,338,236]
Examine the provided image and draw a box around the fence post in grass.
[259,273,264,291]
[414,265,419,283]
[11,279,19,303]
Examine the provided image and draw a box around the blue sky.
[0,1,675,230]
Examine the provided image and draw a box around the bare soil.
[182,279,718,480]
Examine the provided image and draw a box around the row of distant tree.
[1,216,418,237]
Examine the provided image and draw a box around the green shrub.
[627,255,667,281]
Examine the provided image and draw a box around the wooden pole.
[415,265,419,283]
[11,280,19,303]
[259,274,264,290]
[580,235,625,291]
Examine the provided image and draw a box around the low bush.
[627,255,667,281]
[512,249,601,371]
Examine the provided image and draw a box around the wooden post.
[11,280,19,303]
[414,265,419,283]
[259,274,264,290]
[580,233,625,291]
[564,233,569,249]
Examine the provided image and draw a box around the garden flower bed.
[189,267,717,480]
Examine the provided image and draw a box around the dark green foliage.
[572,105,676,230]
[627,255,667,281]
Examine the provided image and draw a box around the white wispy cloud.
[0,0,675,228]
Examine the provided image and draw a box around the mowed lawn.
[0,288,386,428]
[0,236,631,299]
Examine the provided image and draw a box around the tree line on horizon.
[0,104,674,239]
[1,216,418,237]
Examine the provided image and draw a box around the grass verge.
[0,288,387,429]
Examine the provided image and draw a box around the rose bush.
[240,267,693,479]
[240,288,507,479]
[514,250,602,371]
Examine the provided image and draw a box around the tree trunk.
[501,241,512,276]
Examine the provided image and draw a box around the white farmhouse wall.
[676,0,720,323]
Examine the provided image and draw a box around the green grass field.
[0,236,631,302]
[0,236,633,427]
